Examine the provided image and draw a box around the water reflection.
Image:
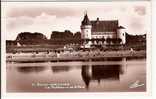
[16,66,46,73]
[91,57,123,61]
[7,57,147,92]
[51,66,71,73]
[126,56,146,61]
[81,65,124,89]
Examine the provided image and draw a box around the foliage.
[16,32,47,41]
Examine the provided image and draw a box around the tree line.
[6,30,146,46]
[16,30,81,41]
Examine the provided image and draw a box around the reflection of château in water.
[51,66,71,73]
[81,65,125,89]
[16,58,127,89]
[81,58,126,89]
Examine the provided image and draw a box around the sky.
[2,1,151,40]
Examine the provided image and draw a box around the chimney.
[97,17,99,21]
[96,17,99,24]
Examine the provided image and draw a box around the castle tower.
[117,26,126,44]
[80,13,92,48]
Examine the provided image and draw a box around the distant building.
[81,13,126,48]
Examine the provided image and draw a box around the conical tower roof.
[81,13,91,25]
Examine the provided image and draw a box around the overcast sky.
[2,1,150,40]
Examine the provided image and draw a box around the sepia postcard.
[1,0,151,95]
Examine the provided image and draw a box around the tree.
[73,32,81,39]
[16,32,47,41]
[51,30,73,40]
[106,37,111,45]
[116,38,122,44]
[64,30,73,39]
[16,32,47,45]
[101,38,105,44]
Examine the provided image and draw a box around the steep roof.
[91,19,118,32]
[81,14,91,25]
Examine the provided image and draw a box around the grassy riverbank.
[6,43,146,53]
[6,50,146,62]
[6,44,146,62]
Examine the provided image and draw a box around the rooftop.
[81,13,91,25]
[91,18,119,32]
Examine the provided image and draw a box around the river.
[6,57,146,92]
